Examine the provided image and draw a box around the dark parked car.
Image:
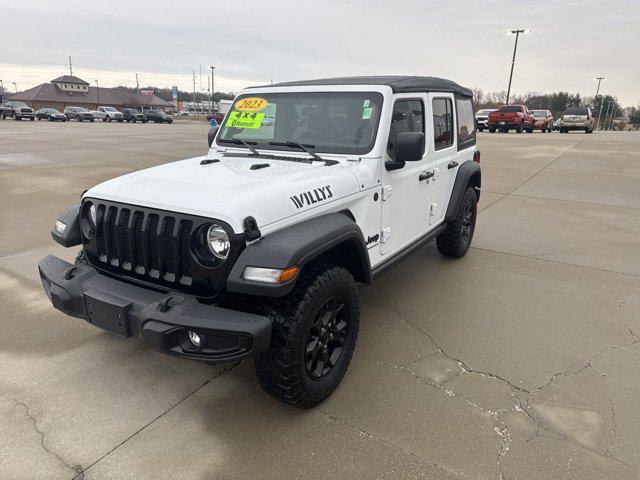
[206,112,224,123]
[35,108,67,122]
[64,106,95,122]
[0,103,13,119]
[3,101,35,121]
[122,108,147,123]
[145,110,173,123]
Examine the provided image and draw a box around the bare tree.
[472,88,484,106]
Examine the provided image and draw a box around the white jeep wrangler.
[40,76,481,408]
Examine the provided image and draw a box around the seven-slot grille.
[94,203,194,285]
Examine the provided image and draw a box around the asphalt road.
[1,120,639,480]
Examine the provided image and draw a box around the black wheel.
[30,117,35,121]
[90,118,95,122]
[77,116,82,122]
[255,264,359,408]
[436,186,477,258]
[478,127,484,132]
[489,127,496,133]
[107,116,112,122]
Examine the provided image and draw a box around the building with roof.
[10,75,175,113]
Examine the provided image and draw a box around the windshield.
[217,92,384,155]
[476,109,493,116]
[565,107,588,115]
[75,107,89,112]
[9,102,28,108]
[532,111,547,117]
[498,105,522,112]
[104,107,117,112]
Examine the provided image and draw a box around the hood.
[85,153,361,233]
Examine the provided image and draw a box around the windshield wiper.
[268,141,326,163]
[217,138,260,155]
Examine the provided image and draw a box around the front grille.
[93,202,194,286]
[21,108,32,113]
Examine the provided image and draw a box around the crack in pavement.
[73,362,240,480]
[365,300,640,476]
[2,395,83,478]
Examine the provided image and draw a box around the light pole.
[594,77,605,130]
[209,66,216,114]
[603,101,612,130]
[95,80,100,105]
[609,108,617,131]
[12,82,17,94]
[505,29,530,104]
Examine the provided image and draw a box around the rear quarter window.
[455,98,476,150]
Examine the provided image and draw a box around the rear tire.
[489,127,496,133]
[436,187,477,258]
[255,264,359,408]
[515,124,523,134]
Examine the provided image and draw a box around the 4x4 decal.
[290,185,333,209]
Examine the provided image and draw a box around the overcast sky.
[1,0,638,106]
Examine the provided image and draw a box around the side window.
[432,98,454,150]
[455,97,476,150]
[387,99,424,159]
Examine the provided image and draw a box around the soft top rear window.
[565,107,588,115]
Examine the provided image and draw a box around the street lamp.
[209,66,216,114]
[505,29,530,104]
[95,80,100,105]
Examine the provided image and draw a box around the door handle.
[447,161,459,169]
[419,171,434,181]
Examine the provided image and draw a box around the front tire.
[255,265,360,408]
[436,186,477,258]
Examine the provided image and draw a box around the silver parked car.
[560,106,595,133]
[475,108,496,132]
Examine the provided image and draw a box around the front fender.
[226,212,370,297]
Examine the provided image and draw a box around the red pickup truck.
[488,105,535,133]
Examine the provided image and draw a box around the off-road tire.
[75,250,89,266]
[515,124,522,133]
[255,264,359,408]
[436,186,477,258]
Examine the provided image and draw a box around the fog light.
[188,330,202,348]
[54,220,66,234]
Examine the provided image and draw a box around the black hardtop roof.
[256,76,472,97]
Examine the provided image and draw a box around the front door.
[380,95,432,255]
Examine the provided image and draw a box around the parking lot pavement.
[1,121,639,479]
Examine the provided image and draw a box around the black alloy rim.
[305,295,349,379]
[462,203,475,242]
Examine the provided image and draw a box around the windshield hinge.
[381,185,392,201]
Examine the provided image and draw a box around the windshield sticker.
[225,110,265,129]
[363,99,370,108]
[235,97,268,112]
[362,107,372,120]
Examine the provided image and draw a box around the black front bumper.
[38,255,271,362]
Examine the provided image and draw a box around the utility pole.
[0,79,4,101]
[193,70,197,115]
[596,98,605,131]
[593,77,605,130]
[505,29,530,104]
[68,56,73,76]
[95,80,100,105]
[135,74,139,93]
[595,77,605,97]
[12,82,17,94]
[209,66,216,113]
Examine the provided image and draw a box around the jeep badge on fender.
[39,76,480,409]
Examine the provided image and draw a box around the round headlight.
[88,203,97,227]
[206,224,230,260]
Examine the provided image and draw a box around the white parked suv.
[40,76,481,408]
[97,106,124,122]
[475,108,496,132]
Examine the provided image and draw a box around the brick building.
[10,75,174,112]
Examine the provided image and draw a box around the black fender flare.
[445,161,481,222]
[226,212,371,297]
[51,204,82,247]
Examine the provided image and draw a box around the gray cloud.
[1,0,638,105]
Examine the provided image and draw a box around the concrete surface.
[1,120,639,480]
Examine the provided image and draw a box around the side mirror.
[207,125,219,147]
[394,132,425,162]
